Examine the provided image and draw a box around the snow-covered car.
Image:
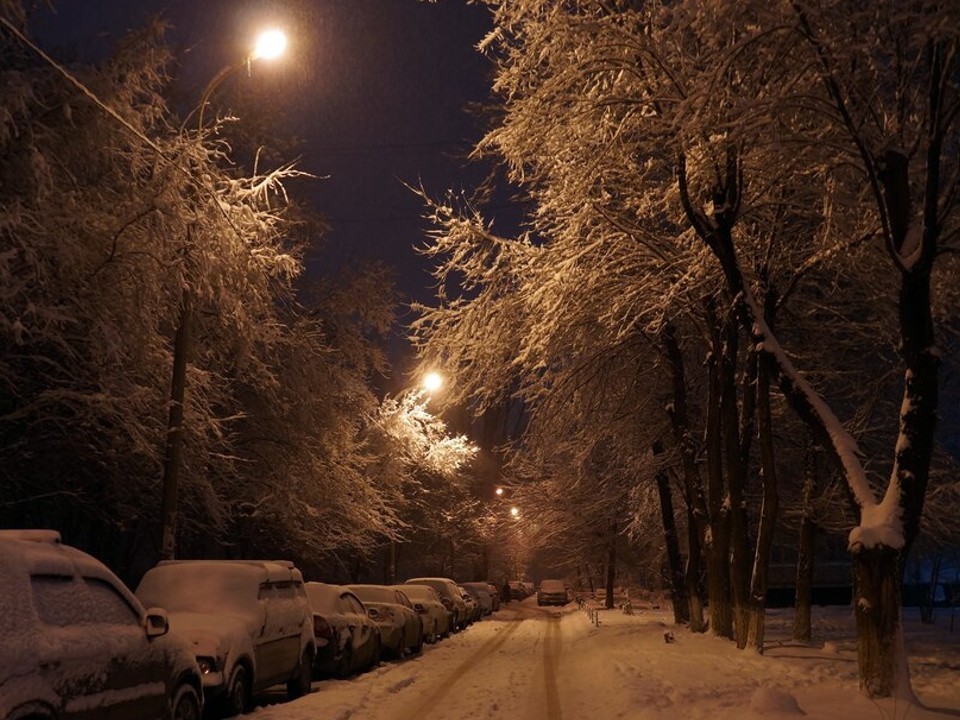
[461,582,495,616]
[348,584,425,658]
[136,559,315,717]
[458,584,481,623]
[305,583,381,678]
[391,583,451,642]
[486,582,501,611]
[537,579,570,606]
[507,580,529,600]
[0,530,203,720]
[405,577,469,631]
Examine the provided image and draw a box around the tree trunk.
[386,539,398,584]
[793,441,819,642]
[159,289,192,562]
[653,441,689,624]
[746,353,779,652]
[853,546,910,698]
[685,507,707,633]
[605,539,617,610]
[721,317,752,648]
[920,553,942,624]
[660,322,708,632]
[705,305,733,638]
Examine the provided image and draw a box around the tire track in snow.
[393,619,526,720]
[543,614,563,720]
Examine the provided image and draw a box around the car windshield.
[350,585,395,604]
[407,579,449,596]
[397,585,435,602]
[540,580,566,593]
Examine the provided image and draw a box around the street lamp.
[422,371,443,394]
[159,28,288,562]
[195,28,288,132]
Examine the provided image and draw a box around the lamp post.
[158,29,288,562]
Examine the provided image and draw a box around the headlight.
[197,656,219,675]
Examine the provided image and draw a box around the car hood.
[167,611,254,658]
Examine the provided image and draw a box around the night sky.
[30,0,502,314]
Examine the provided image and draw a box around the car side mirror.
[144,608,169,638]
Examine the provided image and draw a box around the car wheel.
[221,665,250,717]
[335,645,353,679]
[286,649,312,700]
[370,636,382,669]
[169,683,201,720]
[411,625,424,655]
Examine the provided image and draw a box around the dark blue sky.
[31,0,504,311]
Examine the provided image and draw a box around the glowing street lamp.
[510,506,520,519]
[252,29,287,60]
[195,28,289,132]
[422,371,443,393]
[495,487,504,497]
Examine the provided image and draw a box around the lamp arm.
[193,56,250,133]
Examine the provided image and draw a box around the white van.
[137,559,315,717]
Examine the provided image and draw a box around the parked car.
[485,582,501,612]
[458,584,481,623]
[405,577,469,631]
[537,579,570,606]
[461,582,495,616]
[305,583,381,678]
[391,583,451,641]
[0,530,203,720]
[136,559,315,717]
[507,580,529,600]
[348,584,424,658]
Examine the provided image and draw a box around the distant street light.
[159,28,288,563]
[510,506,520,518]
[495,487,504,497]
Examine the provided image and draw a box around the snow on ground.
[245,598,960,720]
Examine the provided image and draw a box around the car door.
[83,576,169,720]
[31,573,166,720]
[340,592,375,664]
[256,578,305,688]
[271,580,304,677]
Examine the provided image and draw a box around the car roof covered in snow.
[136,559,301,616]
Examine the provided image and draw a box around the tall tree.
[416,0,957,699]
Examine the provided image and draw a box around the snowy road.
[239,599,960,720]
[246,599,570,720]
